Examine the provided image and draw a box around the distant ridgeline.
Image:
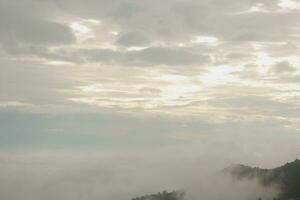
[131,191,185,200]
[224,159,300,200]
[131,160,300,200]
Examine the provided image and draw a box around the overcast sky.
[0,0,300,200]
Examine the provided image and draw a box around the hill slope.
[131,160,300,200]
[131,191,185,200]
[225,159,300,199]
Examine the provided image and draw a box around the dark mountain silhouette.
[224,159,300,200]
[131,160,300,200]
[131,191,185,200]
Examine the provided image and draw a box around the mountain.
[131,160,300,200]
[131,191,185,200]
[224,159,300,200]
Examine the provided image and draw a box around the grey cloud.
[81,48,122,64]
[226,52,254,61]
[0,0,75,48]
[233,60,300,83]
[206,12,300,42]
[231,63,261,80]
[2,45,83,64]
[127,47,210,66]
[2,0,299,68]
[80,47,210,66]
[281,75,300,83]
[1,103,299,149]
[217,52,255,66]
[0,109,213,148]
[0,0,296,52]
[267,61,300,83]
[139,87,161,96]
[0,59,83,104]
[210,95,300,118]
[47,0,298,43]
[266,42,299,58]
[2,44,211,67]
[271,61,297,74]
[0,18,75,45]
[116,31,151,47]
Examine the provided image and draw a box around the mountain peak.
[224,159,300,199]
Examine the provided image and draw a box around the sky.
[0,0,300,200]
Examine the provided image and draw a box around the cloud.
[139,87,161,97]
[47,0,300,43]
[271,61,297,74]
[0,101,31,108]
[74,46,210,66]
[0,1,75,47]
[0,59,82,104]
[116,31,151,47]
[267,61,300,83]
[128,47,210,66]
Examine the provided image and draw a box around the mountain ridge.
[131,159,300,200]
[224,159,300,200]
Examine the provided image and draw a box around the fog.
[0,131,296,200]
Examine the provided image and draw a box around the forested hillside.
[225,159,300,200]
